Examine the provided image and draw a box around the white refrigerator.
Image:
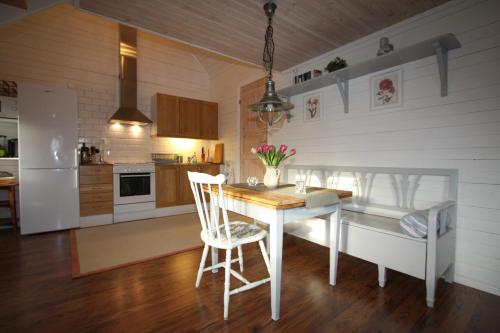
[18,82,79,235]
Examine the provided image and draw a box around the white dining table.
[208,184,352,320]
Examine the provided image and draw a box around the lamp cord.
[263,15,274,80]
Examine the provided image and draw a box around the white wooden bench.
[282,165,458,307]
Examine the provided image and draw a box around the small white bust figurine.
[377,37,394,56]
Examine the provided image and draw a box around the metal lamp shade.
[249,79,294,127]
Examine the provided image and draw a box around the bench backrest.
[283,165,458,219]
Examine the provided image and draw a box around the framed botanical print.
[370,69,403,111]
[303,92,321,121]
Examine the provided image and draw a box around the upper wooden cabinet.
[179,97,201,139]
[153,94,179,137]
[152,93,218,140]
[200,101,218,140]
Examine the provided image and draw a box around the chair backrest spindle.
[188,171,232,244]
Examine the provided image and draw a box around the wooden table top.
[205,184,352,210]
[0,178,17,187]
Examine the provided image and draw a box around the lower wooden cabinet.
[178,165,199,205]
[156,164,221,207]
[156,165,179,208]
[79,164,113,217]
[200,164,220,176]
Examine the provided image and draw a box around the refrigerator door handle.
[75,148,78,167]
[75,166,78,188]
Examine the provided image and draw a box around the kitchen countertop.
[153,161,222,166]
[79,162,222,166]
[79,162,113,166]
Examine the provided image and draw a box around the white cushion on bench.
[400,209,451,239]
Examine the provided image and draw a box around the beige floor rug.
[71,213,205,278]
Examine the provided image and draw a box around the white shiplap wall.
[270,0,500,296]
[0,4,212,165]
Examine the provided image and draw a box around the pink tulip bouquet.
[251,144,296,167]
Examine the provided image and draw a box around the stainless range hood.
[109,25,152,126]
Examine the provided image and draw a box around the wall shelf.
[277,33,461,113]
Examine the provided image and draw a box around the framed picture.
[370,69,403,111]
[0,80,17,97]
[303,92,321,121]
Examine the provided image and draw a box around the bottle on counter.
[188,152,197,164]
[80,143,90,164]
[201,147,206,163]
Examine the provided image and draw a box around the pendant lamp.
[249,2,294,128]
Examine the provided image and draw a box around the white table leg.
[254,219,270,254]
[270,212,284,321]
[378,265,386,287]
[211,204,219,273]
[329,202,342,286]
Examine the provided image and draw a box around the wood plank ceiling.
[78,0,449,71]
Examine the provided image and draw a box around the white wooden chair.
[188,171,271,320]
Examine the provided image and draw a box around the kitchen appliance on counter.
[79,143,102,164]
[18,82,79,234]
[152,153,182,164]
[0,135,7,157]
[113,162,156,223]
[8,138,18,157]
[79,143,91,164]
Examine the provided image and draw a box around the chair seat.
[201,221,267,248]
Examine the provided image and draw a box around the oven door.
[113,172,156,205]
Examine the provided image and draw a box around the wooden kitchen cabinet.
[179,97,201,138]
[155,163,222,207]
[155,165,178,208]
[79,164,113,217]
[200,164,220,176]
[178,165,199,204]
[153,93,179,137]
[200,101,218,139]
[153,93,218,139]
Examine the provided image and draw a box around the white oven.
[113,163,156,222]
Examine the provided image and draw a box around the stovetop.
[113,160,153,164]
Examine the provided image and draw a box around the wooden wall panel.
[239,77,267,182]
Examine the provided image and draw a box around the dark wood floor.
[1,229,499,333]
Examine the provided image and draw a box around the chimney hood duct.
[109,25,152,126]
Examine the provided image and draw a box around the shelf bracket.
[434,41,449,97]
[334,76,349,113]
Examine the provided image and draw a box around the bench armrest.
[427,200,456,237]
